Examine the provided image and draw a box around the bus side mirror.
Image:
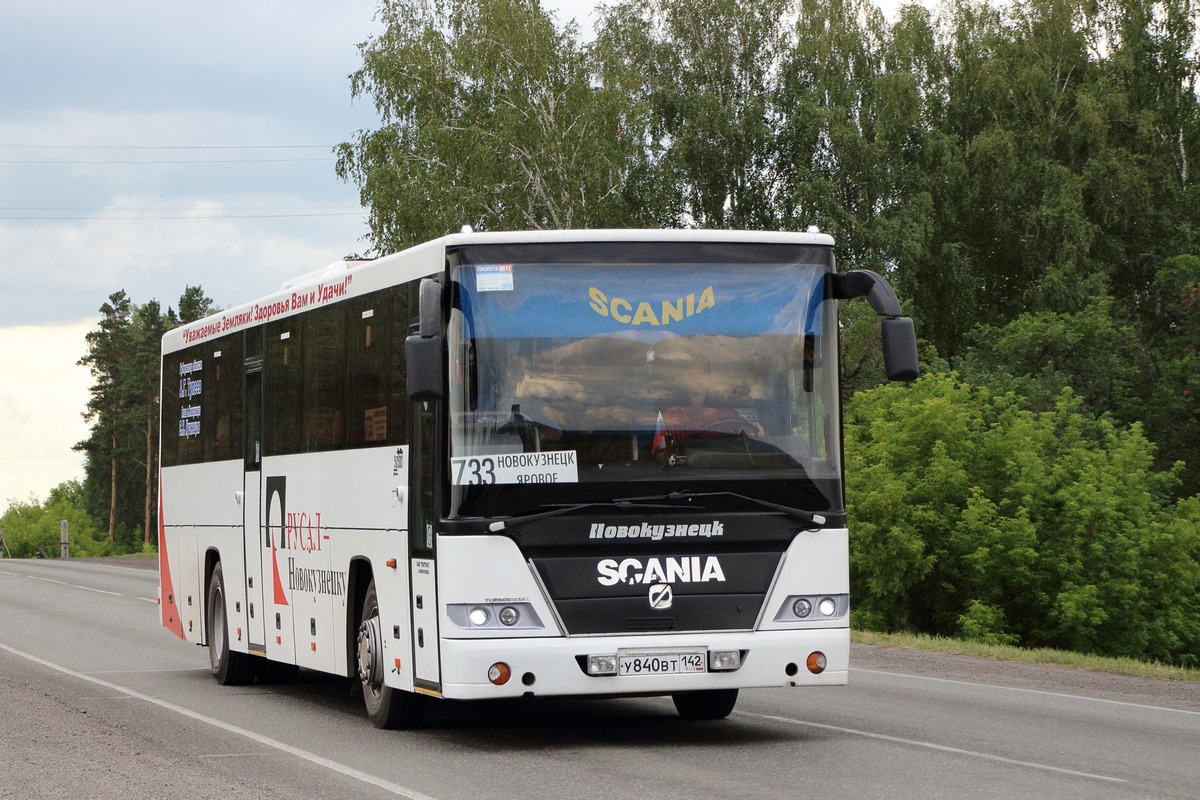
[407,278,444,401]
[829,270,919,383]
[881,317,919,382]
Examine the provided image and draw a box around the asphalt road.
[1,557,1196,800]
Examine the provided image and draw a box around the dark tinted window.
[265,319,303,455]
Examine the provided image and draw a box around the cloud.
[0,320,94,505]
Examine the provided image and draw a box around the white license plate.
[618,650,707,676]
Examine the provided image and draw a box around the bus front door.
[243,365,267,655]
[409,400,441,695]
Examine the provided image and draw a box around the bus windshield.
[446,241,842,519]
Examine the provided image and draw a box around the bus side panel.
[161,460,246,646]
[262,447,408,678]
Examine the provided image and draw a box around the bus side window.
[303,305,347,453]
[206,333,243,462]
[348,290,391,448]
[265,319,303,456]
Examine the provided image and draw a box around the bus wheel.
[672,689,739,720]
[206,561,255,685]
[357,579,425,729]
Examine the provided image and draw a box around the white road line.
[0,642,441,800]
[71,584,122,596]
[29,576,73,586]
[739,710,1126,784]
[852,667,1200,717]
[10,573,148,604]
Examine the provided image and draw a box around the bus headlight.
[774,594,848,624]
[448,602,545,631]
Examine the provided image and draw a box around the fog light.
[498,606,520,626]
[792,598,812,618]
[488,662,512,685]
[709,650,741,671]
[587,655,617,675]
[806,651,827,674]
[469,607,490,626]
[818,597,837,617]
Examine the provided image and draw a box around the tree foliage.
[336,0,649,251]
[0,481,111,559]
[72,286,214,553]
[846,373,1200,665]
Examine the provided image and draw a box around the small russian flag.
[651,411,667,454]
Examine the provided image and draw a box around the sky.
[0,0,604,505]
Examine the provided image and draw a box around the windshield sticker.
[475,264,514,293]
[451,451,579,485]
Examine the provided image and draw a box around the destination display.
[177,358,203,439]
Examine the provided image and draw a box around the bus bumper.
[434,627,849,700]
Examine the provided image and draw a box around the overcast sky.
[0,0,604,504]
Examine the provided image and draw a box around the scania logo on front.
[648,584,673,609]
[596,556,727,587]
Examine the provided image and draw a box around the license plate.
[618,649,707,676]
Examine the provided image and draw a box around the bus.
[158,228,917,728]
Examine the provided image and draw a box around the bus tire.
[358,579,425,729]
[672,689,738,720]
[206,561,255,686]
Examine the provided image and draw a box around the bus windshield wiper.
[615,490,827,526]
[487,501,680,532]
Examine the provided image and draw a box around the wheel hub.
[357,615,384,687]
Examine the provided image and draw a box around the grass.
[851,629,1200,683]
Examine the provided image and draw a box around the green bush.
[1,481,110,559]
[845,373,1200,666]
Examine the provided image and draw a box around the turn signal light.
[488,662,512,685]
[806,651,827,674]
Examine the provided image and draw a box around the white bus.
[158,229,917,727]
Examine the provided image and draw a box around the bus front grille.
[626,617,675,632]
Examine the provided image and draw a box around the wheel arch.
[345,556,374,673]
[202,546,222,646]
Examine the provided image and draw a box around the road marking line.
[0,642,441,800]
[739,710,1126,784]
[29,576,73,586]
[852,667,1200,717]
[72,584,122,596]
